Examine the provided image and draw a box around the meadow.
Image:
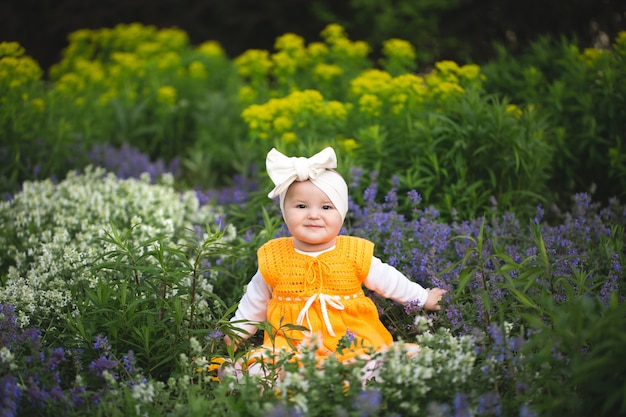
[1,23,625,416]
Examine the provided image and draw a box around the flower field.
[1,23,625,416]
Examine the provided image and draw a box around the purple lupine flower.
[519,404,538,417]
[533,204,544,225]
[88,143,181,181]
[44,347,65,371]
[345,328,357,344]
[205,329,224,342]
[453,392,471,417]
[407,190,422,206]
[354,390,382,416]
[1,374,22,417]
[477,391,502,416]
[49,383,66,401]
[70,385,87,406]
[89,355,119,378]
[123,350,136,373]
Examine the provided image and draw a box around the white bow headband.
[266,147,349,220]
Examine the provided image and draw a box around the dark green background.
[2,0,625,71]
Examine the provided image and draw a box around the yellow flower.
[238,85,257,103]
[55,73,85,94]
[272,51,297,76]
[339,138,358,153]
[392,73,426,98]
[136,41,161,57]
[506,104,523,118]
[286,89,325,113]
[155,28,189,50]
[157,85,177,105]
[197,40,225,57]
[74,59,105,82]
[312,63,343,82]
[321,24,347,45]
[390,93,408,115]
[424,72,443,88]
[0,42,25,58]
[358,94,383,117]
[157,52,181,70]
[350,69,393,97]
[234,49,272,79]
[281,132,298,143]
[435,60,461,74]
[188,60,208,79]
[111,52,143,70]
[31,98,45,112]
[333,38,370,60]
[0,55,43,89]
[66,29,93,46]
[435,81,465,97]
[275,33,305,53]
[457,64,481,81]
[614,31,626,56]
[241,103,274,133]
[382,38,416,62]
[273,116,293,133]
[324,100,348,121]
[579,48,606,66]
[306,42,329,61]
[241,89,344,138]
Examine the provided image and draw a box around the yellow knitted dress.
[257,235,393,360]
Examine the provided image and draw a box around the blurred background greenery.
[2,0,625,72]
[1,0,625,221]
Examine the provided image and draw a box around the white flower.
[131,380,156,403]
[0,166,236,327]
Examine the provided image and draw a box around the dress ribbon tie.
[296,293,345,337]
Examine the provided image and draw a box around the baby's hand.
[423,287,447,311]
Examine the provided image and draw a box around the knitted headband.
[266,147,349,220]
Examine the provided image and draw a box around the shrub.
[0,166,234,331]
[482,33,626,206]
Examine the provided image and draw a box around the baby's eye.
[322,205,334,210]
[296,204,307,209]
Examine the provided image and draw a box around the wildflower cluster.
[0,166,234,329]
[0,304,145,416]
[241,89,347,148]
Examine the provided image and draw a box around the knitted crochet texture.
[258,236,373,297]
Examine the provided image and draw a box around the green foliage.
[383,89,553,219]
[482,34,626,205]
[0,25,243,194]
[68,223,234,381]
[521,294,626,417]
[4,24,624,220]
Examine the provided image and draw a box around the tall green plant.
[390,89,553,220]
[482,33,626,206]
[68,223,234,380]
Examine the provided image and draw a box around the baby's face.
[282,180,344,252]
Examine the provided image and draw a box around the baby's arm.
[364,257,446,311]
[224,270,272,347]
